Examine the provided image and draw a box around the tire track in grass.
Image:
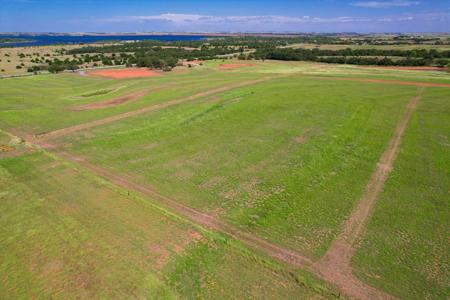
[312,76,450,88]
[45,148,315,269]
[36,76,285,141]
[314,88,424,300]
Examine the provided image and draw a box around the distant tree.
[435,59,449,67]
[238,53,247,60]
[447,62,450,73]
[165,57,178,68]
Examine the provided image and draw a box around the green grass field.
[353,87,450,299]
[57,75,416,258]
[0,150,338,299]
[0,60,448,299]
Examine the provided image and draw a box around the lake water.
[0,34,207,47]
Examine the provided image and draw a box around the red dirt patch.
[88,68,161,79]
[72,90,148,110]
[219,63,256,70]
[0,145,15,152]
[148,230,203,270]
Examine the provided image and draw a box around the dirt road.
[314,88,424,300]
[37,76,283,141]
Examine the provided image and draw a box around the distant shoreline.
[0,34,207,48]
[0,38,34,44]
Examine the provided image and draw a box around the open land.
[0,55,449,300]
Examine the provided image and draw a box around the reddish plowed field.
[89,68,161,79]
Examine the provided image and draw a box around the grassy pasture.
[0,150,337,299]
[0,67,263,133]
[283,43,450,51]
[0,59,448,299]
[246,60,450,84]
[353,87,450,299]
[57,73,417,257]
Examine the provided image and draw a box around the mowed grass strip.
[0,151,338,299]
[353,87,450,300]
[59,75,417,257]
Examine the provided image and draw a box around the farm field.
[353,87,450,299]
[283,43,450,51]
[55,73,416,257]
[1,59,449,299]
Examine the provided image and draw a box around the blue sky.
[1,0,449,33]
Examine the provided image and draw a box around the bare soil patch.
[219,63,256,70]
[88,68,161,79]
[72,90,148,111]
[0,145,15,152]
[148,230,203,270]
[72,85,173,111]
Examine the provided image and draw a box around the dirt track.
[37,76,283,141]
[316,76,450,88]
[314,88,424,300]
[4,78,425,299]
[48,148,313,269]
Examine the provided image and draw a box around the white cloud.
[352,1,420,8]
[83,12,437,33]
[97,14,379,25]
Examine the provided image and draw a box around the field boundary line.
[313,88,424,300]
[36,75,287,141]
[306,75,450,88]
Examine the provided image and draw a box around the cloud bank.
[81,11,449,33]
[352,1,420,8]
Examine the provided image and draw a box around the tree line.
[249,48,450,67]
